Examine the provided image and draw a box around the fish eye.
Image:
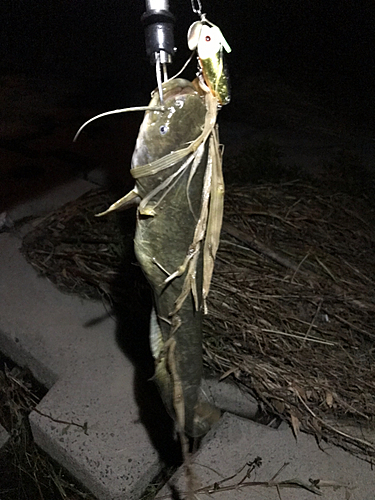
[205,35,211,42]
[159,125,168,135]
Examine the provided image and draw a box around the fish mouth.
[153,78,204,105]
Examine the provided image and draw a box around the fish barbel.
[99,77,223,437]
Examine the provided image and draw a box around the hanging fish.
[95,77,223,438]
[74,18,230,442]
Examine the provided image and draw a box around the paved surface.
[157,413,375,500]
[0,178,261,499]
[0,180,162,500]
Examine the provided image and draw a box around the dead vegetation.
[20,163,375,463]
[205,180,375,460]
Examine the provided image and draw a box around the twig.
[333,314,375,341]
[222,222,300,271]
[270,462,290,482]
[315,256,337,282]
[284,197,302,219]
[295,392,375,452]
[261,329,335,346]
[242,209,297,228]
[33,408,88,434]
[291,252,310,282]
[342,259,375,285]
[194,477,322,496]
[156,477,322,498]
[301,299,323,347]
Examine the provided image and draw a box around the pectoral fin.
[95,188,140,216]
[193,399,221,436]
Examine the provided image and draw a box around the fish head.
[131,79,207,169]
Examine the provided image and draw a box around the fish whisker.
[73,106,165,142]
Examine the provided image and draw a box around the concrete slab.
[29,358,160,500]
[0,231,105,386]
[0,181,165,499]
[157,412,375,500]
[202,378,258,421]
[0,423,10,452]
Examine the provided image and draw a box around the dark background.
[1,0,374,125]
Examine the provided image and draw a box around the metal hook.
[155,52,165,106]
[191,0,203,17]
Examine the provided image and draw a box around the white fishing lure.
[187,18,231,105]
[188,20,231,55]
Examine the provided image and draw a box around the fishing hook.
[142,0,176,105]
[191,0,203,17]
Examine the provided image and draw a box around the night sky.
[1,0,374,123]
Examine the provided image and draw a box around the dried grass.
[204,181,375,460]
[21,180,375,461]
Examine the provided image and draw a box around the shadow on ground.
[112,208,182,470]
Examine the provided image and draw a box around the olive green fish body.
[75,64,227,437]
[132,79,211,436]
